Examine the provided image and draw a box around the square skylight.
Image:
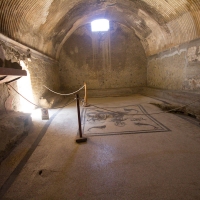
[91,19,110,32]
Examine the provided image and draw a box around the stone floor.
[0,111,31,163]
[0,94,200,200]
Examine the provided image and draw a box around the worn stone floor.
[0,94,200,200]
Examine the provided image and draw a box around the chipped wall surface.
[0,72,22,112]
[147,38,200,91]
[184,39,200,90]
[59,24,147,90]
[0,84,9,111]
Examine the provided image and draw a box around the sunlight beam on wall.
[17,60,34,113]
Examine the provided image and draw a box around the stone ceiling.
[0,0,200,59]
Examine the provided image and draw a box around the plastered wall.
[59,24,147,90]
[147,38,200,91]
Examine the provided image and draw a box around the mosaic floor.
[82,104,170,136]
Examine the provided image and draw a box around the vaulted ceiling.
[0,0,200,59]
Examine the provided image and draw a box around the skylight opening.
[91,19,110,32]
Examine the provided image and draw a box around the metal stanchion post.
[83,82,89,107]
[76,93,87,143]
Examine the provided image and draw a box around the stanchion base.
[83,103,90,107]
[76,137,87,143]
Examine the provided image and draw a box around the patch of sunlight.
[17,60,34,113]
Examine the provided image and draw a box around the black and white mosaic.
[82,105,170,136]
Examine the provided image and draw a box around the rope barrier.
[88,97,200,116]
[7,84,40,107]
[43,85,85,96]
[6,83,200,116]
[6,84,76,109]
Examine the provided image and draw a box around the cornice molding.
[0,34,58,64]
